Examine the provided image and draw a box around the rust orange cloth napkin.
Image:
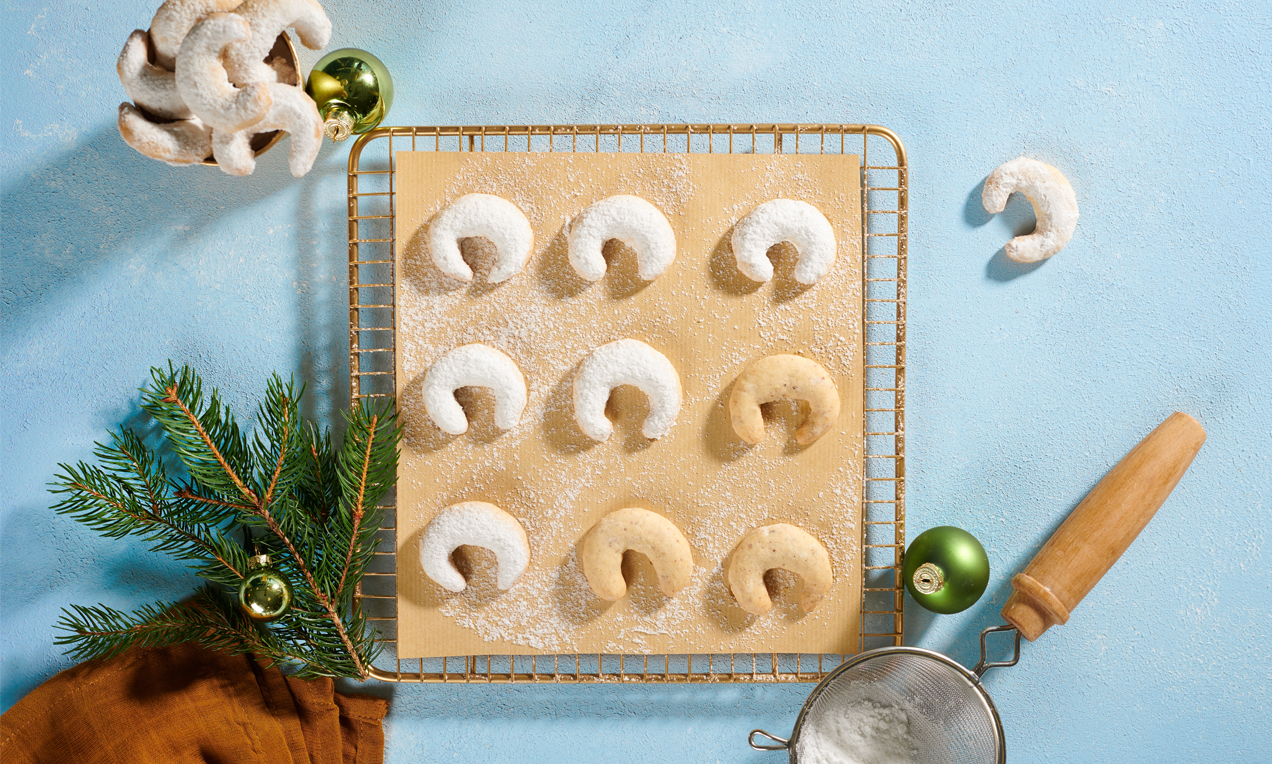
[1,643,387,764]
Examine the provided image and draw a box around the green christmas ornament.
[238,555,293,621]
[903,526,990,614]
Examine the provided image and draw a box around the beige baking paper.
[394,151,863,656]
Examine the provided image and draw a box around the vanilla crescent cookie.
[118,103,213,166]
[175,13,272,132]
[428,194,534,284]
[419,502,530,592]
[211,82,322,177]
[982,156,1079,263]
[729,354,840,446]
[732,199,836,285]
[567,195,677,282]
[148,0,244,71]
[222,0,333,85]
[117,30,193,121]
[573,339,682,441]
[727,524,833,615]
[579,507,693,600]
[423,344,528,436]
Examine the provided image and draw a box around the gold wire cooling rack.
[346,123,907,683]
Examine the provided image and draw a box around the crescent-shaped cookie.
[118,103,213,166]
[573,339,682,441]
[579,507,693,600]
[729,354,840,446]
[982,156,1079,263]
[428,194,534,284]
[567,195,677,282]
[117,30,193,121]
[731,199,836,285]
[422,344,528,436]
[174,13,272,132]
[222,0,333,85]
[727,524,832,615]
[418,501,530,592]
[210,82,322,177]
[148,0,244,71]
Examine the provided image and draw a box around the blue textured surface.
[3,0,1270,761]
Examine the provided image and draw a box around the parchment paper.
[394,151,863,655]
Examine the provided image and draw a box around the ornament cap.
[913,562,945,594]
[323,108,355,141]
[249,554,272,568]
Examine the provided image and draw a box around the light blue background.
[3,1,1269,761]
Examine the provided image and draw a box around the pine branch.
[52,363,398,680]
[336,412,377,600]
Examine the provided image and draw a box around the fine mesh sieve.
[749,412,1206,764]
[749,626,1019,763]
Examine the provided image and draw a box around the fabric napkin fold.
[1,643,387,764]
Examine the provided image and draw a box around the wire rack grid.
[346,123,907,683]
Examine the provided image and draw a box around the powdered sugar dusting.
[394,151,864,656]
[796,699,919,764]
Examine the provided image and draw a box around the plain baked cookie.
[982,156,1079,263]
[731,199,836,285]
[727,523,833,615]
[419,501,530,593]
[729,354,840,446]
[579,507,693,600]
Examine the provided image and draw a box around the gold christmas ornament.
[238,555,293,621]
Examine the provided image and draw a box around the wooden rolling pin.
[1002,412,1206,641]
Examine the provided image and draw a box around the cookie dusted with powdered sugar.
[422,344,528,436]
[573,339,682,442]
[567,195,677,282]
[982,156,1079,263]
[419,502,530,592]
[731,199,836,285]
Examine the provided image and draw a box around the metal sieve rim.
[771,647,1006,764]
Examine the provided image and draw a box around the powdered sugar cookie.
[175,13,272,132]
[982,156,1079,263]
[211,82,322,177]
[567,195,677,282]
[222,0,333,85]
[573,339,682,441]
[732,199,837,285]
[117,30,192,121]
[419,501,530,592]
[729,354,840,446]
[118,103,213,166]
[727,523,832,615]
[427,194,534,284]
[579,507,693,600]
[148,0,244,71]
[423,344,528,436]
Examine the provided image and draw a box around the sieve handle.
[749,729,790,751]
[1002,412,1205,641]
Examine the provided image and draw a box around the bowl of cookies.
[115,0,331,178]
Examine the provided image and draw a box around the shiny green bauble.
[903,526,990,614]
[238,555,293,621]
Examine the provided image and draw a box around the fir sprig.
[51,363,401,679]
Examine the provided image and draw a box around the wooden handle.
[1002,412,1206,641]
